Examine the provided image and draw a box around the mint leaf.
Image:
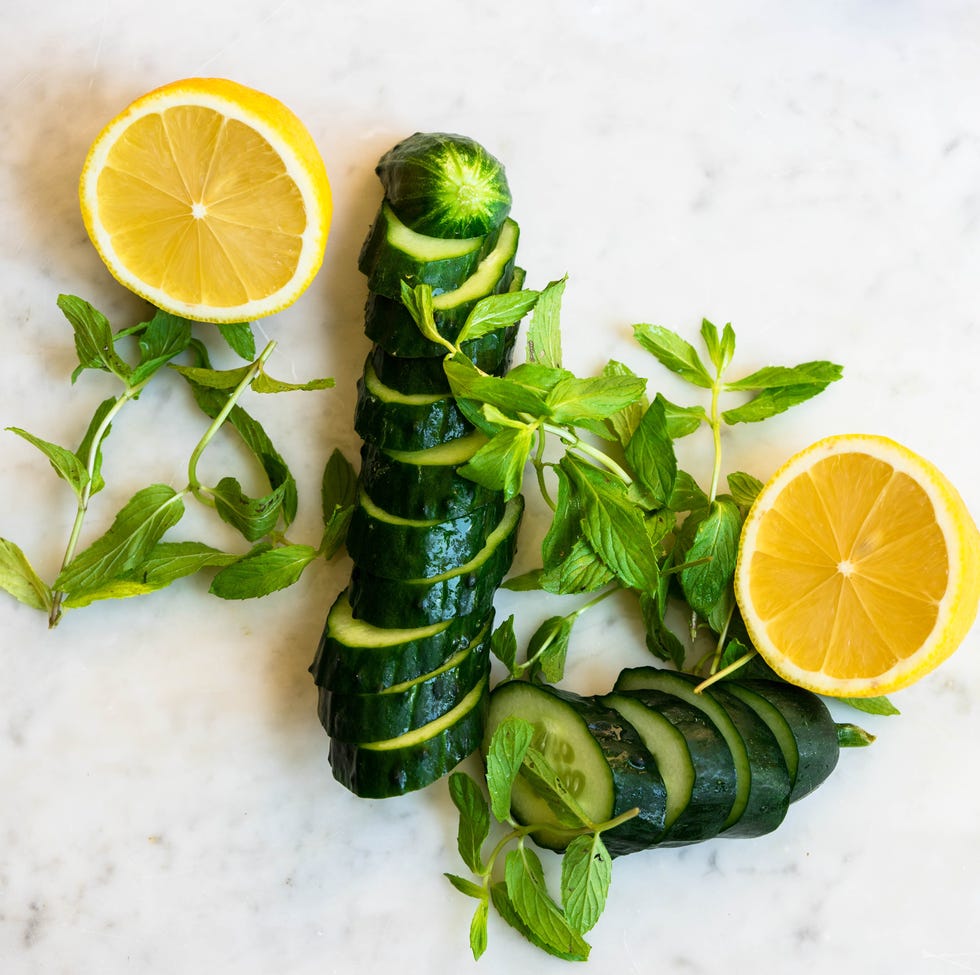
[209,543,317,599]
[444,355,549,418]
[540,538,614,595]
[445,873,485,900]
[7,427,90,496]
[676,498,742,618]
[724,360,843,390]
[400,281,448,348]
[546,374,647,426]
[130,310,193,385]
[624,396,676,508]
[490,615,519,674]
[840,695,900,716]
[321,448,357,525]
[469,897,490,960]
[447,771,490,873]
[659,395,708,439]
[0,538,52,611]
[561,455,660,594]
[490,882,590,963]
[721,383,835,424]
[727,470,764,509]
[170,363,253,389]
[458,425,534,500]
[457,289,541,345]
[485,716,534,823]
[251,372,335,394]
[633,323,713,389]
[505,846,591,961]
[218,322,256,360]
[701,319,736,374]
[526,276,567,368]
[602,359,649,446]
[75,397,116,496]
[211,476,287,542]
[125,540,237,586]
[668,470,709,513]
[54,484,185,594]
[561,833,612,935]
[57,294,133,384]
[527,615,574,684]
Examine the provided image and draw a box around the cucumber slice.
[354,355,472,452]
[363,224,520,356]
[613,668,791,839]
[348,496,524,628]
[358,432,499,521]
[736,679,840,802]
[600,690,736,847]
[328,676,489,798]
[484,681,667,856]
[311,589,488,694]
[376,132,512,238]
[317,616,491,743]
[358,202,500,300]
[345,491,506,580]
[722,682,800,795]
[368,345,451,396]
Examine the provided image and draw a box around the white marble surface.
[2,1,980,973]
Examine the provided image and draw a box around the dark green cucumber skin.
[347,497,523,628]
[603,689,737,848]
[613,668,791,840]
[736,679,840,802]
[345,494,506,580]
[317,628,490,743]
[358,441,499,522]
[375,132,512,239]
[353,368,473,453]
[311,591,491,694]
[367,333,518,396]
[548,688,668,858]
[358,203,501,301]
[328,680,489,799]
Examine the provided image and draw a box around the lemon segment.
[79,77,331,323]
[734,434,980,697]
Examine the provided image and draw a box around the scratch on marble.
[22,901,44,948]
[88,0,110,92]
[922,951,980,974]
[196,0,297,72]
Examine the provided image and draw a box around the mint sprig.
[0,295,355,627]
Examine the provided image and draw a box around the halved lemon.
[79,77,331,323]
[734,434,980,697]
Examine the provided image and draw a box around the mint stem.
[48,382,147,627]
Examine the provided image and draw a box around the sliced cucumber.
[358,432,499,521]
[613,668,791,839]
[484,681,667,855]
[348,496,524,628]
[358,202,500,299]
[600,690,736,847]
[368,344,451,396]
[363,224,520,356]
[318,616,491,743]
[354,355,472,452]
[345,491,505,580]
[311,589,488,694]
[736,679,840,802]
[328,676,489,799]
[376,132,512,238]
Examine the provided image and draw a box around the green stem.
[186,340,276,500]
[544,423,633,485]
[48,382,147,627]
[693,648,758,693]
[707,377,723,503]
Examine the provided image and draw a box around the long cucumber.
[312,133,524,798]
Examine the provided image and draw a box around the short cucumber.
[310,589,489,694]
[600,690,737,847]
[354,355,472,452]
[348,496,523,628]
[358,202,500,299]
[613,668,791,839]
[375,132,512,238]
[735,679,840,802]
[328,675,489,799]
[358,432,499,521]
[484,681,667,856]
[345,490,506,580]
[317,616,491,743]
[363,224,520,356]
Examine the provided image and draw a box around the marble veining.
[2,2,980,973]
